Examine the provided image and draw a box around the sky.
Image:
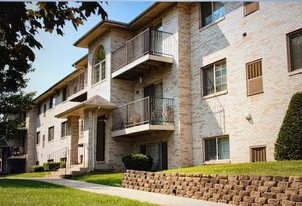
[24,1,154,97]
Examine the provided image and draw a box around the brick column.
[177,3,193,167]
[84,109,95,171]
[26,109,37,172]
[68,116,80,165]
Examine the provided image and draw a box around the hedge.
[43,162,61,171]
[122,153,153,171]
[31,165,44,172]
[275,92,302,160]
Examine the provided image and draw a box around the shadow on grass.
[0,179,65,189]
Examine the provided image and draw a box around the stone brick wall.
[122,170,302,206]
[189,2,302,165]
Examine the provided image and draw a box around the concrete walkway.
[26,178,228,206]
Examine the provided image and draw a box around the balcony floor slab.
[111,123,174,137]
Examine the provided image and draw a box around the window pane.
[290,32,302,71]
[205,139,217,161]
[94,65,100,84]
[201,2,212,26]
[215,60,227,93]
[213,2,225,22]
[101,61,106,80]
[95,46,105,64]
[203,67,214,96]
[218,137,230,159]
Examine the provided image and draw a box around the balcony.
[111,29,174,80]
[111,97,174,137]
[68,70,88,97]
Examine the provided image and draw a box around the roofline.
[72,54,88,67]
[73,2,168,48]
[34,69,79,103]
[73,20,128,47]
[127,2,160,26]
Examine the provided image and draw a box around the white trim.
[111,123,174,138]
[112,54,174,79]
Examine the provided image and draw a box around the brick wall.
[122,170,302,206]
[189,2,302,164]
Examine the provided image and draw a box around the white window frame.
[92,46,106,84]
[200,2,225,28]
[48,126,54,142]
[61,121,69,138]
[204,135,230,162]
[287,28,302,73]
[201,59,227,97]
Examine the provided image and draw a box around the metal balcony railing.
[47,144,87,170]
[68,70,88,97]
[112,97,174,131]
[111,29,174,73]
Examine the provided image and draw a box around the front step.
[48,165,88,178]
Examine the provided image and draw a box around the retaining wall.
[122,170,302,206]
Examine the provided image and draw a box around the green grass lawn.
[0,171,50,178]
[164,160,302,177]
[74,160,302,187]
[73,173,124,187]
[0,179,158,206]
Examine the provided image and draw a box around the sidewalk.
[28,178,228,206]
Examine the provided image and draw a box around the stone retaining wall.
[122,170,302,206]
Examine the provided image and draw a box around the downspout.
[91,106,101,171]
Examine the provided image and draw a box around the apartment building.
[23,2,302,174]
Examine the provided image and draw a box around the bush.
[122,153,153,171]
[275,92,302,160]
[43,162,61,171]
[60,162,66,168]
[32,165,44,172]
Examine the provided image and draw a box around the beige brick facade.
[25,2,302,173]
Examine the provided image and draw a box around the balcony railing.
[112,97,174,131]
[111,29,174,73]
[68,70,88,97]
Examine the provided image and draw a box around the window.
[201,2,225,27]
[43,104,47,115]
[92,45,106,84]
[244,2,259,16]
[204,136,230,161]
[48,126,54,141]
[288,29,302,72]
[42,135,45,148]
[49,96,54,109]
[246,59,263,96]
[61,121,69,138]
[36,132,40,145]
[202,59,227,96]
[79,120,84,135]
[38,104,41,115]
[251,146,266,162]
[62,87,67,101]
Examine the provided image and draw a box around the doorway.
[140,141,168,171]
[144,83,163,124]
[96,116,105,162]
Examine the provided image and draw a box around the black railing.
[112,97,174,131]
[111,29,174,73]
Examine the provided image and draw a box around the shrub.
[43,162,61,171]
[32,165,44,172]
[275,92,302,160]
[122,153,153,171]
[60,162,66,168]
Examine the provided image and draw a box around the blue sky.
[25,1,154,97]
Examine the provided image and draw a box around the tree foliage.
[0,2,107,140]
[275,92,302,160]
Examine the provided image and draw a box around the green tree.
[275,92,302,160]
[0,2,107,140]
